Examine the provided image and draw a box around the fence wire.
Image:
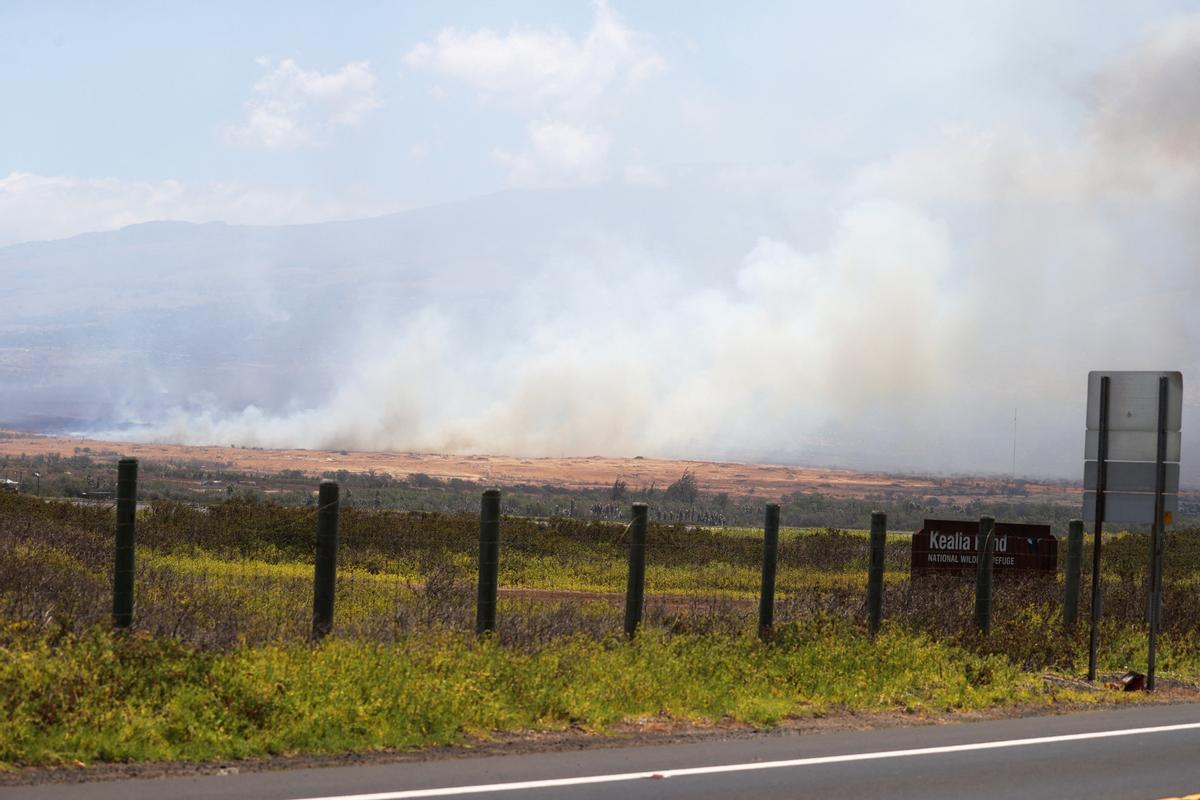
[3,491,1199,666]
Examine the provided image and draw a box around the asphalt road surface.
[7,703,1200,800]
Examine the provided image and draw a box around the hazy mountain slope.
[0,183,801,430]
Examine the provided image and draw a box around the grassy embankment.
[0,622,1126,767]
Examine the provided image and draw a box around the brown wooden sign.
[911,518,1057,577]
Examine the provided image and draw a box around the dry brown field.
[0,431,1081,505]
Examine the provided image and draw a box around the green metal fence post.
[624,503,648,638]
[758,504,781,639]
[867,511,886,636]
[311,480,339,641]
[112,458,138,629]
[476,489,501,634]
[1063,519,1084,628]
[974,515,996,634]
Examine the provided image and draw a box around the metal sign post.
[1087,376,1109,683]
[1082,371,1183,688]
[1147,376,1169,690]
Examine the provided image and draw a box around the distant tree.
[714,492,729,509]
[610,478,627,501]
[664,470,699,504]
[408,472,441,488]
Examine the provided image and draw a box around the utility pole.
[1011,408,1018,481]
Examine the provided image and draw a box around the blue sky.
[2,1,1195,245]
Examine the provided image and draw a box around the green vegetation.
[0,622,1110,767]
[3,490,1200,769]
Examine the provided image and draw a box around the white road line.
[291,720,1200,800]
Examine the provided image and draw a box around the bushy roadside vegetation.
[0,621,1102,767]
[3,492,1200,768]
[5,493,1199,648]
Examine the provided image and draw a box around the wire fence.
[3,485,1200,668]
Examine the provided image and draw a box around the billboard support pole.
[1087,376,1110,683]
[1147,376,1169,691]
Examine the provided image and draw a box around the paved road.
[7,704,1200,800]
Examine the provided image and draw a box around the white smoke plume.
[121,18,1200,479]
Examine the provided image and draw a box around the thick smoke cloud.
[133,19,1200,480]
